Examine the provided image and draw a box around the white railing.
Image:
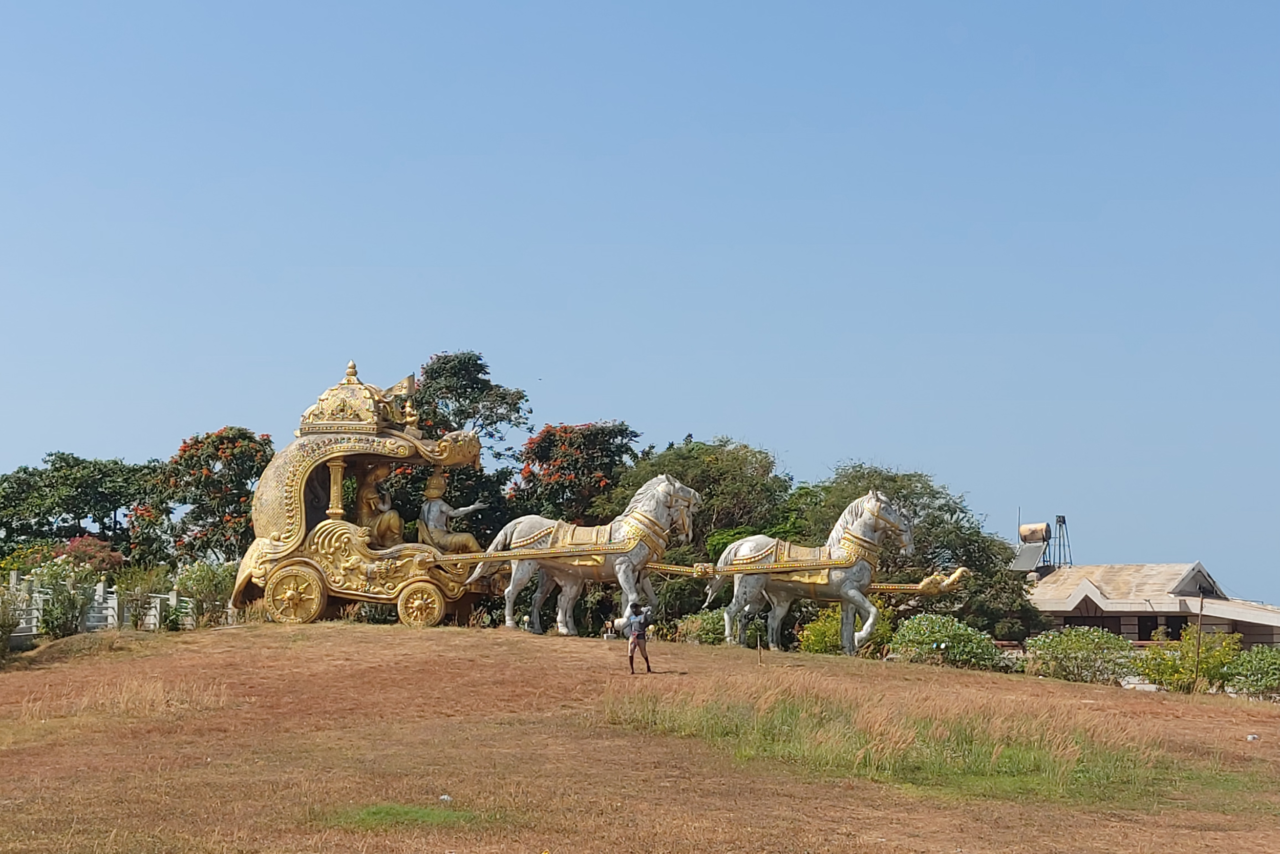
[5,570,222,650]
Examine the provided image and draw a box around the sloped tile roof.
[1029,563,1203,602]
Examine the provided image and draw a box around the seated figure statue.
[355,462,404,549]
[417,470,486,554]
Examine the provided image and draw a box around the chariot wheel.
[264,564,327,624]
[397,581,446,628]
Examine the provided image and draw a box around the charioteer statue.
[417,468,487,555]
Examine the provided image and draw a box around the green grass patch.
[604,682,1278,812]
[325,802,480,831]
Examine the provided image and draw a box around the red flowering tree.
[59,535,125,577]
[165,427,274,562]
[510,422,639,524]
[125,501,174,567]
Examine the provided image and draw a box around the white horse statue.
[464,475,702,635]
[704,489,912,654]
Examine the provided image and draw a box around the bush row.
[678,606,1280,700]
[3,560,239,643]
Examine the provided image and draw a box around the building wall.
[1038,610,1280,648]
[1237,623,1280,648]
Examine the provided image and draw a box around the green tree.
[408,351,532,457]
[791,464,1044,641]
[386,352,534,545]
[595,436,794,562]
[166,427,274,562]
[0,453,160,555]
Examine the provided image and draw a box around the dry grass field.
[2,624,1279,853]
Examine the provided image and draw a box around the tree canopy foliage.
[166,427,274,562]
[512,422,639,525]
[0,452,159,556]
[384,352,535,544]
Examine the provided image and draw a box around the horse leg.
[529,567,555,635]
[505,560,537,629]
[556,577,585,636]
[724,576,745,644]
[840,601,857,654]
[730,576,766,646]
[846,588,878,651]
[615,559,642,617]
[639,573,660,608]
[765,592,793,652]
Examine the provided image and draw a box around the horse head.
[658,474,703,544]
[863,489,913,556]
[629,474,703,545]
[831,489,913,556]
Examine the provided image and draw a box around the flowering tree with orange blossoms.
[165,427,274,562]
[510,422,639,525]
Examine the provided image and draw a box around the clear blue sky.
[2,3,1277,601]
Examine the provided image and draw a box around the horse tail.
[464,521,519,585]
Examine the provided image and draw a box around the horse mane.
[825,494,870,550]
[623,475,670,514]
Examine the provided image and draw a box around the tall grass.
[20,677,229,720]
[604,671,1251,806]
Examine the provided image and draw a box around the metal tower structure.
[1050,515,1072,567]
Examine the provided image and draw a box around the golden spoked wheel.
[264,564,327,624]
[397,581,446,628]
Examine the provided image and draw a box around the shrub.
[40,583,89,639]
[59,536,124,579]
[1135,626,1241,693]
[797,605,842,654]
[675,608,765,648]
[30,554,97,590]
[1025,627,1135,685]
[797,601,895,657]
[116,566,171,630]
[1,586,25,655]
[161,599,189,632]
[337,601,398,624]
[0,543,60,576]
[675,609,726,645]
[175,562,236,626]
[889,614,1001,670]
[1226,645,1280,700]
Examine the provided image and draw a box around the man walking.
[624,601,653,674]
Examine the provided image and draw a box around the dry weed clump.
[20,676,229,720]
[603,668,1185,803]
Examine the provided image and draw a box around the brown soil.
[2,625,1278,853]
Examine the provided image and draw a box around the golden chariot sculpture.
[231,362,488,627]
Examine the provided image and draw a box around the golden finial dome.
[299,361,386,435]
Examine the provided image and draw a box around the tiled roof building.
[1027,562,1280,647]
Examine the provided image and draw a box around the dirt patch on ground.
[2,625,1278,853]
